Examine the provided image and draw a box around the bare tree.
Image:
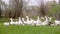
[59,0,60,5]
[1,1,10,18]
[0,0,2,17]
[40,0,45,17]
[9,0,23,18]
[14,0,23,18]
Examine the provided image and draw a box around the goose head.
[10,18,13,22]
[19,17,21,20]
[44,16,48,20]
[44,16,49,23]
[26,16,29,18]
[18,17,22,21]
[26,16,29,21]
[30,18,34,21]
[10,18,12,20]
[37,16,40,20]
[22,18,25,21]
[48,17,52,22]
[41,17,44,19]
[37,16,41,22]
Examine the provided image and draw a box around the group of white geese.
[3,16,60,26]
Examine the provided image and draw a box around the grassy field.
[0,25,60,34]
[0,18,60,34]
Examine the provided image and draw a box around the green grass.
[0,25,60,34]
[0,18,60,34]
[0,18,10,23]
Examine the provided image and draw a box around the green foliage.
[51,18,55,23]
[0,18,10,24]
[48,5,60,16]
[31,16,37,20]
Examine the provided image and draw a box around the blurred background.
[0,0,60,19]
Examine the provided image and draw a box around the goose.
[28,16,42,26]
[18,17,24,25]
[10,18,15,25]
[48,17,54,25]
[22,17,33,25]
[26,16,30,21]
[41,17,44,19]
[55,20,60,25]
[50,23,55,26]
[15,21,19,25]
[29,18,36,26]
[3,22,9,25]
[48,17,52,22]
[35,16,42,26]
[22,17,27,25]
[42,16,49,25]
[48,17,55,26]
[14,17,24,25]
[25,16,33,25]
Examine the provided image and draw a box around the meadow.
[0,18,60,34]
[0,25,60,34]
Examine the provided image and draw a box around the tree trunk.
[40,0,45,17]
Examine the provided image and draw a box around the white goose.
[41,17,44,19]
[42,16,49,25]
[25,16,33,25]
[55,20,60,25]
[29,18,36,25]
[3,22,9,25]
[22,18,26,24]
[48,17,55,26]
[18,17,24,25]
[35,16,42,26]
[15,21,19,25]
[10,18,15,25]
[28,16,42,26]
[48,17,52,22]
